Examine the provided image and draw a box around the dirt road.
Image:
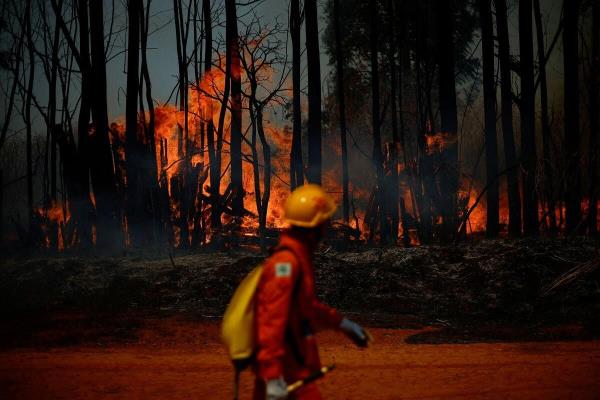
[1,319,599,399]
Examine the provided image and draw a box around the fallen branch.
[540,257,600,298]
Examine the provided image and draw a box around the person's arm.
[310,297,344,330]
[255,250,299,380]
[311,296,369,347]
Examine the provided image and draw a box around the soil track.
[1,318,599,400]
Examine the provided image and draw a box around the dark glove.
[339,318,371,347]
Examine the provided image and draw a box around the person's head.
[283,184,337,247]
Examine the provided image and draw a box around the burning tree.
[239,12,291,249]
[0,0,598,252]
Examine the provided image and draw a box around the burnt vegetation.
[0,0,598,253]
[0,0,598,340]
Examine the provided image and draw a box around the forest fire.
[35,201,71,250]
[1,0,595,254]
[1,1,599,399]
[425,131,457,154]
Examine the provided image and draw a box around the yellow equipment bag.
[221,264,264,370]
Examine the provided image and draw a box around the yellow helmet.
[283,184,337,228]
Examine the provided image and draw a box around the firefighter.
[253,184,370,400]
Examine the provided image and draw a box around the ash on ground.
[1,238,599,344]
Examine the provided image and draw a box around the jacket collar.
[278,229,315,258]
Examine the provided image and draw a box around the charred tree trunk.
[305,0,322,184]
[589,1,599,236]
[49,0,92,246]
[386,0,399,241]
[140,0,161,244]
[369,0,387,244]
[395,1,411,245]
[414,1,434,243]
[56,129,81,228]
[0,6,25,153]
[24,0,34,232]
[533,0,556,233]
[226,0,243,220]
[89,0,122,248]
[46,9,62,249]
[215,0,232,243]
[520,0,539,235]
[290,0,303,190]
[203,0,221,233]
[193,0,202,85]
[48,3,61,203]
[254,104,272,249]
[75,0,93,247]
[249,100,261,245]
[173,0,192,247]
[495,0,522,236]
[479,0,499,237]
[564,0,581,233]
[215,36,231,215]
[436,0,459,241]
[125,0,145,247]
[334,0,350,225]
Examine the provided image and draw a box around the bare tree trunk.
[564,0,581,233]
[201,0,220,234]
[533,0,557,233]
[226,0,243,220]
[369,0,387,244]
[414,1,433,243]
[49,0,87,246]
[125,0,143,247]
[436,0,459,241]
[589,1,599,236]
[214,0,231,245]
[44,0,63,249]
[520,0,539,235]
[140,0,160,244]
[0,6,25,153]
[89,0,122,248]
[385,0,399,241]
[24,0,35,232]
[305,0,322,184]
[396,2,411,246]
[495,0,522,236]
[289,0,303,190]
[193,0,201,85]
[334,0,349,225]
[202,0,221,235]
[75,0,93,247]
[256,106,271,245]
[48,3,61,203]
[249,99,262,245]
[479,0,499,237]
[173,0,192,247]
[192,0,205,245]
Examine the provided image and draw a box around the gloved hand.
[266,376,288,400]
[340,318,370,347]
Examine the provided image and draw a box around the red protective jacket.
[253,230,343,390]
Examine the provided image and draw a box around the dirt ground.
[1,318,599,400]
